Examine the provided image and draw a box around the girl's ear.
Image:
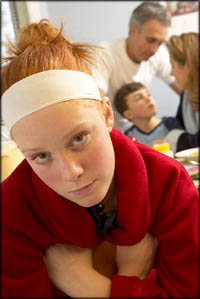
[101,96,114,132]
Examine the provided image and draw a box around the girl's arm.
[43,232,158,297]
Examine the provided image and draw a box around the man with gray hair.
[92,2,181,131]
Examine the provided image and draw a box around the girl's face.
[170,57,190,91]
[11,99,115,208]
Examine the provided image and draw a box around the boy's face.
[11,99,115,208]
[123,87,157,121]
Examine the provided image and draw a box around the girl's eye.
[31,153,51,164]
[71,132,89,149]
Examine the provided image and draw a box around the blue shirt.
[124,117,183,145]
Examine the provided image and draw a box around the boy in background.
[114,82,183,146]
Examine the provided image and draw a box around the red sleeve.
[1,170,53,298]
[2,225,52,298]
[110,164,199,298]
[111,269,168,298]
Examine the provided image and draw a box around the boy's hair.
[114,82,145,117]
[1,19,101,96]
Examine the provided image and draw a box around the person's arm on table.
[44,244,111,298]
[43,232,157,298]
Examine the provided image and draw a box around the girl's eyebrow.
[22,147,45,154]
[61,122,89,142]
[21,122,90,154]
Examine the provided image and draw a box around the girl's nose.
[58,152,84,181]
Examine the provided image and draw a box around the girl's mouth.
[70,180,95,196]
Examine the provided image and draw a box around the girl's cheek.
[30,163,57,182]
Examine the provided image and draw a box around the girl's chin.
[81,199,104,208]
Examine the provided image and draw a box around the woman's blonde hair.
[1,19,102,96]
[166,32,199,111]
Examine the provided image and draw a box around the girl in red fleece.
[1,19,198,298]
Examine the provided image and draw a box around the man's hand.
[116,232,158,279]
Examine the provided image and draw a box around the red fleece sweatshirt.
[2,129,199,297]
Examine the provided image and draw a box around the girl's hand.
[43,243,93,295]
[116,232,158,279]
[43,243,111,297]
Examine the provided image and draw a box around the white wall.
[38,1,198,117]
[43,1,134,43]
[1,2,15,58]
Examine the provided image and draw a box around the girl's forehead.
[13,100,99,128]
[11,101,102,147]
[66,98,101,108]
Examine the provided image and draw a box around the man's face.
[129,19,168,63]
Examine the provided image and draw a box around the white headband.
[2,70,102,133]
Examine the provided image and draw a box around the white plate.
[175,147,199,162]
[193,180,199,189]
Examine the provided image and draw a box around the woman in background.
[166,32,199,152]
[151,33,199,152]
